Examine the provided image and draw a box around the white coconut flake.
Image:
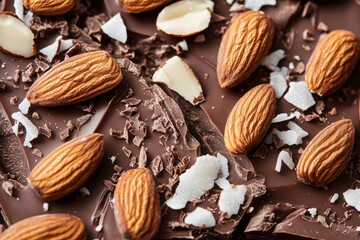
[40,37,61,62]
[95,225,103,232]
[166,154,220,209]
[289,62,295,69]
[18,98,31,115]
[101,12,127,43]
[229,2,243,12]
[266,129,298,146]
[11,111,39,148]
[23,11,33,26]
[271,112,298,123]
[307,208,317,217]
[177,39,188,51]
[218,184,247,217]
[226,0,234,4]
[59,38,73,52]
[43,202,49,212]
[262,49,285,71]
[275,150,294,172]
[14,0,24,20]
[215,177,230,189]
[330,193,339,203]
[184,207,215,228]
[245,0,276,10]
[287,121,308,140]
[356,226,360,232]
[284,81,315,111]
[343,188,360,211]
[270,71,288,98]
[216,153,229,178]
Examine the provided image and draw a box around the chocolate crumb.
[150,156,164,176]
[0,80,6,90]
[303,29,315,42]
[60,129,70,141]
[32,148,43,157]
[129,156,137,168]
[121,98,142,106]
[75,114,92,129]
[9,96,18,106]
[38,123,52,138]
[194,34,206,43]
[31,112,40,120]
[252,144,268,159]
[34,58,50,72]
[317,22,329,32]
[66,120,75,131]
[2,181,14,196]
[328,107,338,116]
[122,146,132,158]
[315,101,325,115]
[295,62,305,74]
[138,146,148,168]
[317,215,330,229]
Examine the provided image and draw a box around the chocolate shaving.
[9,96,18,106]
[2,181,13,197]
[75,114,92,129]
[32,148,43,158]
[150,156,164,177]
[138,146,148,168]
[38,123,52,139]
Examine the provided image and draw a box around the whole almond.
[121,0,171,13]
[0,214,86,240]
[224,84,276,154]
[28,133,104,201]
[114,168,161,240]
[27,51,122,107]
[217,11,275,88]
[306,29,360,96]
[296,119,355,187]
[23,0,76,16]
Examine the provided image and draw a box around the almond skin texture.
[0,214,86,240]
[114,168,161,240]
[23,0,76,16]
[224,84,276,154]
[296,119,355,187]
[26,51,122,107]
[306,29,360,96]
[121,0,172,13]
[217,11,275,88]
[28,133,104,201]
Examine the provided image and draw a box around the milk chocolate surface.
[0,0,360,239]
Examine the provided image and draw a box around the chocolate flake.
[0,80,6,90]
[75,114,92,129]
[32,148,43,158]
[150,156,164,177]
[2,181,13,197]
[121,98,142,106]
[138,146,148,168]
[38,123,52,139]
[9,96,18,106]
[122,146,132,158]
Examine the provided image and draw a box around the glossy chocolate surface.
[1,0,360,239]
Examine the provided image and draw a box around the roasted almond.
[306,29,360,96]
[114,168,161,240]
[0,214,86,240]
[23,0,76,16]
[26,51,122,107]
[224,84,276,154]
[28,133,104,201]
[217,11,275,88]
[296,119,355,187]
[121,0,171,13]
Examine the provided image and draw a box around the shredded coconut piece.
[40,37,61,62]
[95,225,103,232]
[18,98,31,115]
[216,153,229,178]
[262,49,285,71]
[245,0,276,10]
[184,207,216,228]
[343,188,360,211]
[14,0,24,20]
[226,0,234,4]
[284,81,315,111]
[272,112,300,123]
[218,184,246,217]
[287,121,308,140]
[166,154,220,209]
[356,226,360,232]
[101,12,127,43]
[330,193,339,203]
[270,71,287,98]
[12,111,39,148]
[59,38,73,52]
[177,40,188,51]
[43,202,49,212]
[24,11,33,26]
[307,208,317,217]
[215,177,230,189]
[275,150,294,172]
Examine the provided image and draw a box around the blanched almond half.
[152,56,205,105]
[156,0,214,37]
[0,12,36,58]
